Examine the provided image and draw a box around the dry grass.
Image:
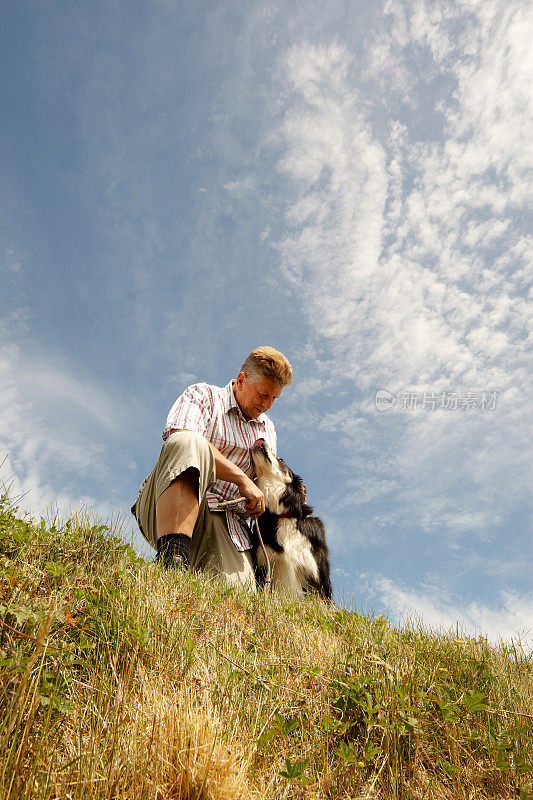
[0,492,532,799]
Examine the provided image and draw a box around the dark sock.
[156,533,191,570]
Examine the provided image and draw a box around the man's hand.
[236,474,265,518]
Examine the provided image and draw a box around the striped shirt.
[163,380,277,551]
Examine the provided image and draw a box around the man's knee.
[159,430,215,497]
[163,430,210,458]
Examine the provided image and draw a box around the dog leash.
[216,496,272,594]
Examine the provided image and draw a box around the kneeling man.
[131,346,292,587]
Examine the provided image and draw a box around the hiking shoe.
[156,533,191,570]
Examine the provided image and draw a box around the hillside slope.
[0,492,532,799]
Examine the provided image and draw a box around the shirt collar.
[223,380,266,424]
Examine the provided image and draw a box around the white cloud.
[374,575,533,650]
[223,176,256,195]
[2,246,23,274]
[0,342,128,523]
[275,42,388,354]
[0,307,30,340]
[271,5,532,535]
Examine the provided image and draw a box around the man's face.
[233,371,282,420]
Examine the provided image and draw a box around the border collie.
[250,439,332,601]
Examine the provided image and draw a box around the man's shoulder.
[178,381,232,409]
[182,381,222,396]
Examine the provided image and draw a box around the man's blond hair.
[241,347,293,387]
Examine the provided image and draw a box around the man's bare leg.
[155,467,199,540]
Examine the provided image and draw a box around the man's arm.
[170,429,265,516]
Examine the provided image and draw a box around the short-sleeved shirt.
[161,380,277,551]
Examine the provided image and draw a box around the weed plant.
[0,491,532,799]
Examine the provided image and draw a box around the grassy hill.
[0,491,532,800]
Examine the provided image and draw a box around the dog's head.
[250,439,313,519]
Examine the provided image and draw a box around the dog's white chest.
[272,518,319,592]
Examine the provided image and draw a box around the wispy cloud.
[373,575,533,650]
[0,340,139,523]
[270,0,532,538]
[2,245,24,275]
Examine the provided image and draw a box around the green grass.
[0,490,532,799]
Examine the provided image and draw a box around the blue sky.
[1,0,531,646]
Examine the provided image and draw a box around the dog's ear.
[290,474,314,518]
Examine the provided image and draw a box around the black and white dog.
[250,439,332,601]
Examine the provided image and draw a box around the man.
[131,346,292,587]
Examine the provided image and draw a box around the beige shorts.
[132,430,255,588]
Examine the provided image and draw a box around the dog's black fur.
[250,440,332,601]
